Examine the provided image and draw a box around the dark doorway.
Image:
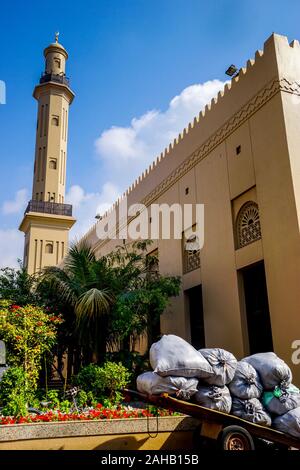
[241,261,273,354]
[185,285,205,349]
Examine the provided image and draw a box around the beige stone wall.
[80,34,300,383]
[32,87,71,204]
[20,212,75,274]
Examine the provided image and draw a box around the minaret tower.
[19,34,76,274]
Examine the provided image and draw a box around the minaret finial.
[55,31,59,43]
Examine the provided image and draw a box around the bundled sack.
[262,384,300,416]
[150,335,213,379]
[228,361,263,400]
[137,371,198,400]
[199,348,237,386]
[242,352,292,390]
[231,398,272,426]
[194,385,232,413]
[273,407,300,438]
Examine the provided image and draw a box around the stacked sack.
[137,334,213,400]
[228,361,271,426]
[137,335,235,413]
[194,348,236,413]
[136,335,300,439]
[242,352,300,438]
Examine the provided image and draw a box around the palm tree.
[38,239,181,372]
[39,242,114,363]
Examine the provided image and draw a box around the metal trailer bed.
[125,389,300,450]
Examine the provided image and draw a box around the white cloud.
[0,229,24,268]
[0,79,227,267]
[66,182,120,241]
[2,188,29,215]
[95,80,226,178]
[70,80,227,242]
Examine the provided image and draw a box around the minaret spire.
[19,36,76,274]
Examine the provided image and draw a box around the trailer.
[125,389,300,450]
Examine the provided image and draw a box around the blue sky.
[1,0,300,266]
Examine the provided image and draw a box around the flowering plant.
[0,404,177,425]
[0,304,63,391]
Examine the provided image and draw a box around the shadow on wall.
[93,420,198,450]
[93,436,149,450]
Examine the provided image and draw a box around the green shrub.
[0,367,28,416]
[59,400,71,413]
[105,351,149,386]
[45,389,60,409]
[74,364,102,396]
[75,361,131,404]
[76,390,88,408]
[98,362,131,403]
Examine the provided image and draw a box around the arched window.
[49,159,57,169]
[45,243,54,254]
[51,115,59,126]
[236,201,261,248]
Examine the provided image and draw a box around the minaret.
[19,34,76,274]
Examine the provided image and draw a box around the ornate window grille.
[236,201,261,248]
[183,233,201,274]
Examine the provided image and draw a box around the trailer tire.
[218,425,255,451]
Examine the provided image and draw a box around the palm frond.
[75,288,113,325]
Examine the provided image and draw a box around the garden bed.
[0,415,200,450]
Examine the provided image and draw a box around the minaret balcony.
[25,200,73,217]
[39,72,70,86]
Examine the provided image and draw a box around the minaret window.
[51,115,59,126]
[49,159,57,169]
[44,104,48,136]
[54,58,61,69]
[45,243,54,254]
[40,105,44,137]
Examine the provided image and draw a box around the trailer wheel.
[218,425,255,451]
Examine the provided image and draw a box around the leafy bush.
[59,400,72,413]
[0,304,62,391]
[105,351,149,386]
[44,389,60,409]
[0,367,28,416]
[75,361,131,404]
[74,364,102,396]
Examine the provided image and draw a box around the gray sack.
[231,397,272,426]
[273,407,300,438]
[262,384,300,416]
[199,348,237,386]
[228,361,263,400]
[242,352,292,390]
[136,371,198,400]
[194,385,232,413]
[150,335,213,379]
